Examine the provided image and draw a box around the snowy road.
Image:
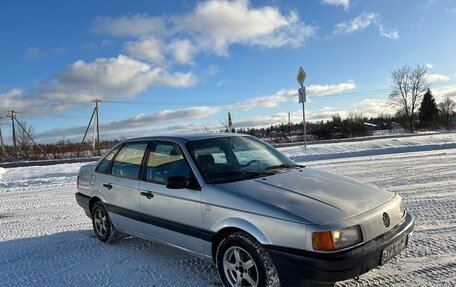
[1,137,455,286]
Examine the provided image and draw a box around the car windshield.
[187,136,301,184]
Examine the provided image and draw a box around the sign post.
[297,67,307,147]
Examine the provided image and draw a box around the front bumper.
[266,212,414,286]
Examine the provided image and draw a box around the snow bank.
[0,167,5,180]
[280,133,456,162]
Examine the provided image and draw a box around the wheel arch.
[210,218,272,261]
[88,188,109,214]
[88,197,102,215]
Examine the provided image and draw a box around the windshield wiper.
[213,171,276,176]
[209,171,277,184]
[266,164,303,170]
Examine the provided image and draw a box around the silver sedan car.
[76,133,414,287]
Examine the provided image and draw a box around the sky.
[0,0,456,143]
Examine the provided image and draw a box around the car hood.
[216,167,394,225]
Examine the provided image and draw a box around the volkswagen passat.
[75,133,414,287]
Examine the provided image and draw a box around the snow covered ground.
[0,133,455,286]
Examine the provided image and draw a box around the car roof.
[126,132,249,142]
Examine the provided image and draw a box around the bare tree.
[438,96,456,129]
[389,64,429,132]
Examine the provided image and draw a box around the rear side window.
[111,142,148,179]
[96,147,120,174]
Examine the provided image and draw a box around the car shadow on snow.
[0,230,221,287]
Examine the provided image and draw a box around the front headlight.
[312,225,363,251]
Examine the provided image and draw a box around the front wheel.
[91,201,118,243]
[216,232,281,287]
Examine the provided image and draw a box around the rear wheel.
[216,232,280,287]
[91,201,118,243]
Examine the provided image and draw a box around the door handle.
[140,191,154,199]
[103,183,113,190]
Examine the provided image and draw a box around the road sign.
[297,67,306,87]
[299,87,306,103]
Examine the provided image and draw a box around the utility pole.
[10,111,17,157]
[78,100,101,157]
[95,99,101,156]
[228,112,233,133]
[0,116,5,160]
[288,112,291,138]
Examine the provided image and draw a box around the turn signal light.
[312,231,335,251]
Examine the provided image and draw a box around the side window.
[146,143,190,184]
[111,142,148,179]
[96,147,119,174]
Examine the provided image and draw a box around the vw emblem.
[383,213,390,227]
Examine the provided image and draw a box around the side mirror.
[166,176,188,189]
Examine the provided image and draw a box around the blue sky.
[1,0,455,142]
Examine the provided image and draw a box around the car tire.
[216,231,281,287]
[91,201,118,243]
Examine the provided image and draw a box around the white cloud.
[38,106,219,140]
[425,63,435,69]
[335,13,399,39]
[241,11,315,49]
[124,37,197,66]
[42,55,197,103]
[124,38,166,65]
[234,112,292,128]
[3,55,197,115]
[378,25,399,39]
[354,98,394,117]
[172,0,315,55]
[233,89,296,111]
[167,39,197,64]
[335,13,379,34]
[102,106,219,131]
[231,81,356,111]
[307,81,356,96]
[427,73,450,83]
[433,86,456,102]
[95,1,315,63]
[216,79,231,87]
[321,0,350,10]
[307,109,350,121]
[93,14,166,37]
[0,88,44,115]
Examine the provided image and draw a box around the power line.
[99,88,393,105]
[1,88,393,111]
